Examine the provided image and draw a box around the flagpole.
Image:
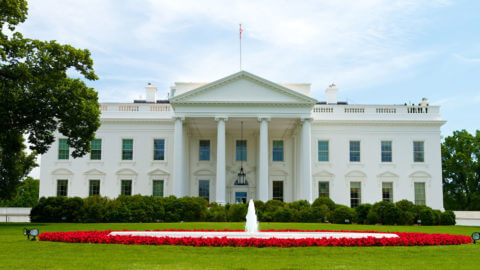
[239,24,242,70]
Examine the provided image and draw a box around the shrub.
[262,200,285,222]
[440,210,456,225]
[253,200,265,221]
[418,208,435,225]
[312,197,335,211]
[330,205,355,224]
[368,201,400,225]
[432,210,442,225]
[354,204,372,224]
[228,203,247,222]
[273,207,293,222]
[207,203,227,222]
[312,204,330,222]
[366,210,380,225]
[82,195,109,222]
[179,197,208,221]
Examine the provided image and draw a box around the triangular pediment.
[170,71,317,105]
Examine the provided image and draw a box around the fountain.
[109,200,399,240]
[245,200,258,233]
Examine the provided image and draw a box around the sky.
[18,0,480,178]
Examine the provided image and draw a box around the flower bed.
[38,229,472,248]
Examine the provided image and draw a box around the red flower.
[38,229,472,248]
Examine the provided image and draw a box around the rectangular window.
[413,141,424,162]
[153,139,165,161]
[349,141,360,162]
[235,192,247,204]
[382,182,393,202]
[198,180,210,201]
[57,180,68,196]
[58,139,69,160]
[381,141,392,163]
[90,139,102,160]
[199,140,210,161]
[272,140,284,162]
[152,180,164,197]
[121,180,132,195]
[89,180,100,196]
[236,140,247,161]
[272,181,284,202]
[414,182,426,205]
[350,182,361,207]
[318,140,329,162]
[122,139,133,160]
[318,182,330,198]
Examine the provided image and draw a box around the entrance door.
[235,192,247,203]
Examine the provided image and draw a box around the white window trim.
[270,138,285,163]
[348,139,363,165]
[120,137,135,162]
[152,137,168,163]
[316,138,330,164]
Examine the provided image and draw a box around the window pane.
[122,139,133,160]
[236,140,247,161]
[153,180,164,197]
[199,180,210,201]
[318,182,329,198]
[272,181,284,202]
[121,180,132,195]
[350,182,361,207]
[382,182,393,202]
[199,140,210,161]
[89,180,100,196]
[90,139,102,160]
[154,139,165,160]
[318,141,329,162]
[272,140,284,162]
[381,141,392,162]
[57,180,68,196]
[413,141,424,162]
[414,182,426,205]
[235,192,247,203]
[58,139,69,160]
[349,141,360,162]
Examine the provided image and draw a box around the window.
[272,181,284,202]
[318,141,329,162]
[382,182,393,202]
[318,182,330,198]
[58,139,69,160]
[122,139,133,160]
[57,180,68,196]
[90,139,102,160]
[152,180,164,197]
[272,140,284,162]
[381,141,392,162]
[153,139,165,161]
[121,180,132,195]
[199,180,209,201]
[235,192,247,203]
[89,180,100,196]
[350,182,361,207]
[199,140,210,161]
[236,140,247,161]
[414,182,426,205]
[349,141,360,162]
[413,141,424,162]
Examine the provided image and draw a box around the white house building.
[39,71,445,209]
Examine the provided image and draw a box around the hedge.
[30,195,456,225]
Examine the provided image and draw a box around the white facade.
[39,71,445,209]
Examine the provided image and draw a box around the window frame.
[350,181,361,207]
[152,180,164,197]
[413,141,425,163]
[381,140,392,163]
[349,140,361,163]
[89,179,100,196]
[272,181,284,202]
[414,182,426,205]
[317,140,329,162]
[122,139,134,161]
[382,182,393,202]
[199,140,211,161]
[318,181,330,198]
[56,179,68,196]
[236,140,247,162]
[272,140,284,162]
[58,139,69,160]
[121,179,132,196]
[90,139,102,160]
[198,180,210,202]
[153,138,165,161]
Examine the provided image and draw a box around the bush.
[207,203,227,222]
[228,203,247,222]
[82,195,109,222]
[330,205,355,224]
[354,204,372,224]
[312,197,335,211]
[312,204,330,222]
[273,207,293,222]
[440,210,456,225]
[368,201,400,225]
[418,208,435,225]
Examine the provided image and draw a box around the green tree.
[0,0,100,199]
[442,130,480,210]
[0,177,39,207]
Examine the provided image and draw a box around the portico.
[169,71,317,203]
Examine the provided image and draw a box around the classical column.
[300,117,313,202]
[173,116,185,197]
[215,117,227,205]
[258,117,270,202]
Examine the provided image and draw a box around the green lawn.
[1,222,479,270]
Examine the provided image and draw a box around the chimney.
[145,83,157,103]
[325,83,338,104]
[420,97,429,106]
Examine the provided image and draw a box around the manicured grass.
[1,222,479,269]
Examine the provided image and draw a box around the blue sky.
[19,0,479,136]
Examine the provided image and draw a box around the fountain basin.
[109,230,399,239]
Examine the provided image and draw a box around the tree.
[442,130,480,210]
[0,0,100,199]
[0,177,39,207]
